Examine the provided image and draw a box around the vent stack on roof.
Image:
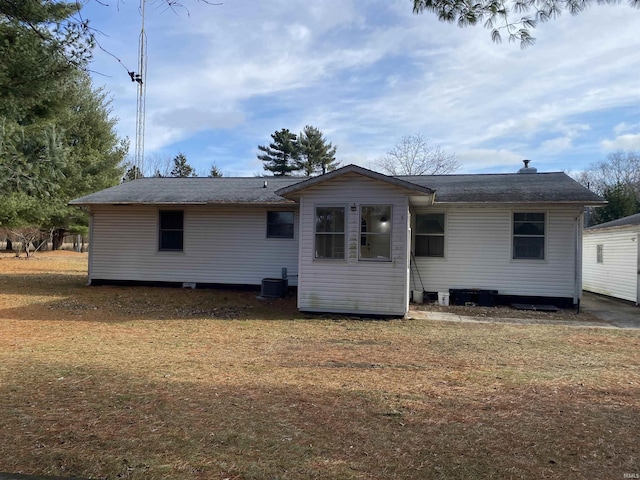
[518,159,538,174]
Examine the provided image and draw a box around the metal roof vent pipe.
[518,159,538,174]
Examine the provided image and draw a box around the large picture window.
[360,205,392,261]
[159,210,184,251]
[513,212,545,260]
[267,211,294,238]
[315,206,345,259]
[415,213,445,257]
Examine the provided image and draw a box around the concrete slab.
[581,291,640,329]
[408,309,613,328]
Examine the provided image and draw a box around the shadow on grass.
[0,361,638,480]
[0,272,300,323]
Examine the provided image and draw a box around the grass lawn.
[0,252,638,479]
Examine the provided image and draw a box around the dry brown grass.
[0,252,638,479]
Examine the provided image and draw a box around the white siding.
[88,205,299,286]
[583,227,639,303]
[411,205,583,300]
[297,173,411,316]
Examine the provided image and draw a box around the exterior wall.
[411,205,583,301]
[583,227,639,303]
[297,173,411,316]
[88,205,299,286]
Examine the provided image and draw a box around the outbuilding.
[582,213,640,305]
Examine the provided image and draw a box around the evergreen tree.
[170,153,196,177]
[0,71,127,246]
[0,1,127,251]
[591,184,640,225]
[297,125,339,176]
[123,165,143,182]
[257,129,299,176]
[412,0,639,48]
[208,163,223,177]
[0,0,92,122]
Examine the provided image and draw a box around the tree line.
[574,151,640,226]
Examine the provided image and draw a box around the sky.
[80,0,640,177]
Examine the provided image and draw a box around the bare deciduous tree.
[372,134,460,176]
[574,151,640,196]
[573,150,640,226]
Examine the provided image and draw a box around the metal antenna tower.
[133,0,147,178]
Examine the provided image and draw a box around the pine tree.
[170,153,196,177]
[591,184,640,225]
[297,125,339,176]
[123,166,143,182]
[208,163,223,177]
[257,129,300,176]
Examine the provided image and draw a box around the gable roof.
[585,213,640,231]
[69,177,301,206]
[274,164,434,199]
[400,172,605,204]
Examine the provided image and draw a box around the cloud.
[84,0,640,175]
[614,122,640,135]
[540,137,573,153]
[454,149,524,173]
[153,108,245,132]
[601,134,640,151]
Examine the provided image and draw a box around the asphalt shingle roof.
[69,177,302,205]
[399,172,605,204]
[69,169,604,206]
[585,213,640,231]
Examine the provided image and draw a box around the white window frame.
[314,205,346,260]
[414,212,446,258]
[512,211,546,261]
[359,204,392,262]
[596,244,603,264]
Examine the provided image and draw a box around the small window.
[597,244,603,263]
[360,205,392,260]
[513,212,545,260]
[415,213,445,257]
[159,210,184,251]
[315,206,345,259]
[267,211,294,238]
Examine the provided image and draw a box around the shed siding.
[297,173,411,316]
[89,205,299,285]
[583,228,639,303]
[412,205,582,299]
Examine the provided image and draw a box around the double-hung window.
[512,212,545,260]
[267,211,294,238]
[359,205,392,261]
[415,213,445,257]
[315,206,345,259]
[159,210,184,251]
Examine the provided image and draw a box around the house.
[582,213,640,305]
[70,163,604,316]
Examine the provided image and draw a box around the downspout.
[573,213,582,313]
